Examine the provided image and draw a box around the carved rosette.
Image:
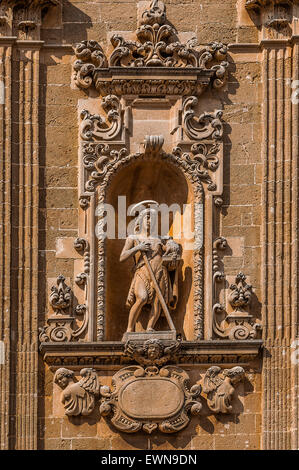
[99,365,202,434]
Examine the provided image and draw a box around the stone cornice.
[40,340,263,369]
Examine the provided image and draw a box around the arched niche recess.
[97,153,204,342]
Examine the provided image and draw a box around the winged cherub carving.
[203,366,245,414]
[124,338,182,366]
[54,368,100,416]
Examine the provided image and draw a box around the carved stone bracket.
[213,272,262,341]
[245,0,299,35]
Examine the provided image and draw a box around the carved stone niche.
[40,1,262,376]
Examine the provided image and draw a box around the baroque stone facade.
[0,0,298,451]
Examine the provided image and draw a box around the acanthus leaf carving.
[203,366,245,414]
[72,1,229,92]
[73,40,108,90]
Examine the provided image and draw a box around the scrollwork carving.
[80,95,122,141]
[171,145,220,192]
[203,366,245,414]
[74,237,90,274]
[212,272,262,341]
[183,97,223,141]
[73,40,107,89]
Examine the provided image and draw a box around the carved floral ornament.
[53,339,246,433]
[72,0,229,94]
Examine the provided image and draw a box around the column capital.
[245,0,299,40]
[0,0,58,40]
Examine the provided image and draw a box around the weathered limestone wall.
[0,0,298,450]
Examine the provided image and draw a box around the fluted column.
[0,0,56,450]
[245,0,299,450]
[0,34,15,450]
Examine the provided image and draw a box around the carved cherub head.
[223,366,245,385]
[143,339,164,360]
[54,368,74,390]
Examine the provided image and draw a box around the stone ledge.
[40,339,263,369]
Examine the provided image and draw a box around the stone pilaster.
[247,0,299,449]
[0,0,56,450]
[0,33,15,450]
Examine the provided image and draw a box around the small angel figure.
[54,367,100,416]
[203,366,245,414]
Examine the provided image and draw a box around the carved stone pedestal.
[122,330,177,343]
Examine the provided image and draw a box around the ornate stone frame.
[39,0,262,365]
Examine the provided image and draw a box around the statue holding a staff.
[120,201,181,334]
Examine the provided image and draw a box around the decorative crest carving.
[39,275,89,343]
[72,1,228,92]
[229,272,252,313]
[203,366,245,414]
[54,368,100,417]
[49,275,72,313]
[99,364,202,434]
[213,271,262,341]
